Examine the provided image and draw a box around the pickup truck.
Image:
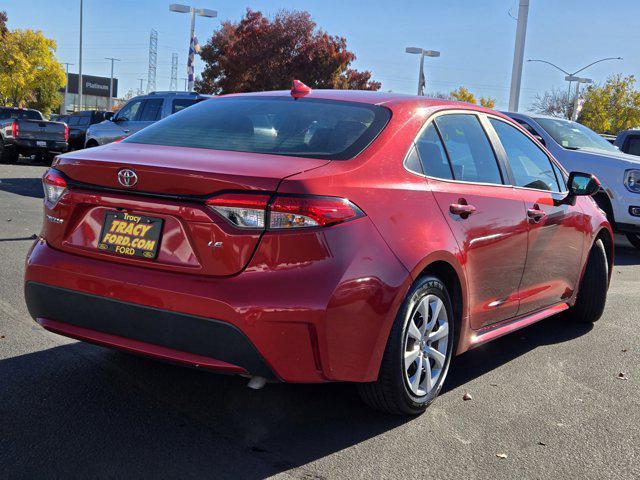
[0,107,68,163]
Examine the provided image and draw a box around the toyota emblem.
[117,169,138,187]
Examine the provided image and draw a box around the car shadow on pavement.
[0,178,44,199]
[0,342,408,479]
[612,244,639,266]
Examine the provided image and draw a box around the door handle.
[527,206,547,223]
[449,203,477,217]
[123,129,130,134]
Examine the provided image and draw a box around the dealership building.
[61,73,118,113]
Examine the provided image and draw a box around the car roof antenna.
[291,79,311,100]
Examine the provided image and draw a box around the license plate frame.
[98,211,163,259]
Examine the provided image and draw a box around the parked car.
[58,110,113,150]
[505,112,640,249]
[84,91,207,147]
[614,129,640,156]
[0,107,68,163]
[26,88,612,415]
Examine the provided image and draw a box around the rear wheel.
[357,276,454,415]
[568,239,608,323]
[0,140,18,163]
[625,233,640,250]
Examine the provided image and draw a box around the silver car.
[85,91,208,147]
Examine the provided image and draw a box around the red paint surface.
[27,91,613,383]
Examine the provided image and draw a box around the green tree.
[578,74,640,134]
[0,28,66,116]
[450,86,496,108]
[196,9,380,94]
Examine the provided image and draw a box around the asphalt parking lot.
[0,161,638,480]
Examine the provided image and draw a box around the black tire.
[0,140,18,164]
[625,233,640,250]
[357,275,455,415]
[568,239,608,323]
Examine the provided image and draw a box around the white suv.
[506,112,640,249]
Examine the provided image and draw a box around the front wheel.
[568,239,609,323]
[625,233,640,250]
[357,276,455,415]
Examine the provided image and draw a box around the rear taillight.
[11,121,19,138]
[206,193,364,230]
[63,124,69,142]
[42,169,67,206]
[206,193,270,229]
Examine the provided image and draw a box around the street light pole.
[528,57,623,114]
[78,0,83,112]
[565,75,592,121]
[169,4,217,92]
[105,57,120,111]
[508,0,530,112]
[405,47,440,96]
[61,63,73,114]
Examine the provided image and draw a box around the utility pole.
[61,63,73,114]
[137,78,145,95]
[78,0,84,112]
[181,77,188,91]
[105,57,120,110]
[508,0,530,112]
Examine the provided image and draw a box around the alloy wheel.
[403,294,449,397]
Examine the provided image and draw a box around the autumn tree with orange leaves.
[195,9,381,94]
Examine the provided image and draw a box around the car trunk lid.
[48,143,330,276]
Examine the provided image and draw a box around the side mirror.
[557,172,600,206]
[568,171,600,196]
[533,135,546,147]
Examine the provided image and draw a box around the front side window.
[625,136,640,156]
[434,114,503,184]
[116,100,143,122]
[125,97,391,160]
[490,118,560,192]
[414,123,453,180]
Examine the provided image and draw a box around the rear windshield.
[0,109,42,120]
[124,96,391,160]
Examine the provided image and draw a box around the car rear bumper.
[11,138,68,153]
[26,282,275,379]
[24,218,410,383]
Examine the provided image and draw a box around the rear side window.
[414,123,453,180]
[172,98,200,114]
[434,114,503,184]
[489,118,560,192]
[125,97,391,160]
[625,135,640,156]
[78,116,91,126]
[138,99,164,121]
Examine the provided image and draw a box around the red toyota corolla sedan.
[25,86,613,415]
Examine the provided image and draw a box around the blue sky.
[2,0,638,110]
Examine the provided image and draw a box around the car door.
[487,117,585,315]
[100,98,145,144]
[415,112,529,329]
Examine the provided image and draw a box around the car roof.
[502,111,566,122]
[219,89,507,115]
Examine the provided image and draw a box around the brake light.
[63,124,69,142]
[206,193,364,230]
[11,121,19,138]
[42,169,67,206]
[269,196,362,229]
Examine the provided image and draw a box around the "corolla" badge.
[117,169,138,187]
